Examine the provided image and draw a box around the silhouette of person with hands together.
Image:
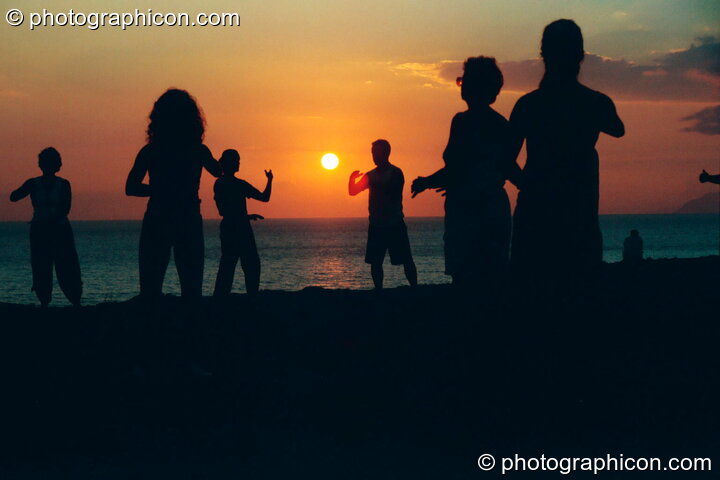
[699,170,720,185]
[10,147,82,307]
[412,57,521,286]
[213,149,273,296]
[126,89,221,300]
[349,139,417,289]
[509,20,625,279]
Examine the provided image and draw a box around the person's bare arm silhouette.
[60,180,72,217]
[202,146,223,178]
[246,169,274,203]
[125,147,151,197]
[349,171,369,196]
[258,170,273,202]
[699,170,720,184]
[10,180,33,202]
[600,95,625,138]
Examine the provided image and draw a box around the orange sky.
[1,0,718,220]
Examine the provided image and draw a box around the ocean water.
[0,215,717,306]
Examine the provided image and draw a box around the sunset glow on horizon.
[1,1,718,221]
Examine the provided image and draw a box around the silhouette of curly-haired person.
[10,147,82,307]
[699,169,720,185]
[213,149,273,296]
[509,19,625,278]
[126,89,221,300]
[411,57,522,286]
[622,229,643,266]
[349,139,417,289]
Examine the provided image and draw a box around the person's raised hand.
[350,170,363,180]
[435,187,447,197]
[411,177,427,198]
[265,169,273,181]
[699,169,709,183]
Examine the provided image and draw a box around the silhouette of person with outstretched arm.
[349,139,417,289]
[411,57,521,286]
[213,149,273,296]
[125,89,221,300]
[10,147,82,307]
[699,170,720,185]
[509,19,625,278]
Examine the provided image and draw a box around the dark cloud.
[681,105,720,135]
[658,36,720,75]
[394,37,720,101]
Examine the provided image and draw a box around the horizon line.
[1,212,716,223]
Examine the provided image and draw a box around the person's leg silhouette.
[54,222,82,306]
[30,222,53,306]
[240,253,260,295]
[370,263,383,289]
[138,211,172,298]
[214,220,239,297]
[239,222,261,294]
[214,253,239,297]
[174,213,205,299]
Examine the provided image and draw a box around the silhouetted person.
[411,57,521,286]
[623,229,643,265]
[509,19,625,279]
[699,170,720,185]
[126,89,221,299]
[10,147,82,307]
[349,139,417,289]
[213,149,273,296]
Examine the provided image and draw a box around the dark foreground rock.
[0,257,718,479]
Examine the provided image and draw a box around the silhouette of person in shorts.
[349,139,417,289]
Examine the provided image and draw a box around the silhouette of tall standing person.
[10,147,82,307]
[411,57,521,286]
[126,89,221,299]
[213,149,273,296]
[349,139,417,289]
[509,20,625,278]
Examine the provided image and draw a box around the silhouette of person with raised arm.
[213,149,273,296]
[508,19,625,278]
[411,57,521,286]
[699,170,720,185]
[10,147,82,307]
[622,229,643,265]
[349,139,417,289]
[125,89,222,300]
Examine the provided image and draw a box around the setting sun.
[321,153,339,170]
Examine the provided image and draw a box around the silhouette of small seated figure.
[10,147,82,307]
[622,229,643,266]
[411,57,521,286]
[213,149,273,296]
[349,139,417,289]
[699,170,720,185]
